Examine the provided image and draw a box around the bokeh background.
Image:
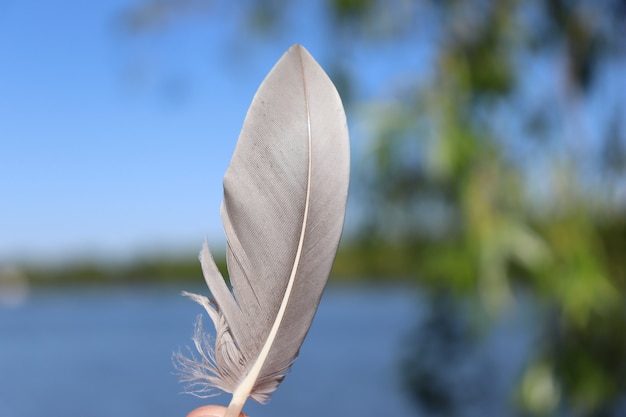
[2,1,626,416]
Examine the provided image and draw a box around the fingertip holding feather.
[177,44,350,416]
[186,405,249,417]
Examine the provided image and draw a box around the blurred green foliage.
[20,254,226,286]
[332,1,626,415]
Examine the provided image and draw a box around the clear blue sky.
[1,1,622,265]
[0,0,420,263]
[0,1,287,263]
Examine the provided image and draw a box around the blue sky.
[0,1,291,262]
[1,1,624,265]
[0,0,422,263]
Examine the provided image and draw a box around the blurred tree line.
[114,0,626,416]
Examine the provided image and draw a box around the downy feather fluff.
[175,44,350,417]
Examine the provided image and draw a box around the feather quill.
[175,44,350,417]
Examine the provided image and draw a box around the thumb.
[186,405,248,417]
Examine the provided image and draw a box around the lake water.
[0,285,421,417]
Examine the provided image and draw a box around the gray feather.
[175,44,350,412]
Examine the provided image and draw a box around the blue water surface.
[0,285,420,417]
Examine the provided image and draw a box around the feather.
[175,44,350,417]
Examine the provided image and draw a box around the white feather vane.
[175,44,350,417]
